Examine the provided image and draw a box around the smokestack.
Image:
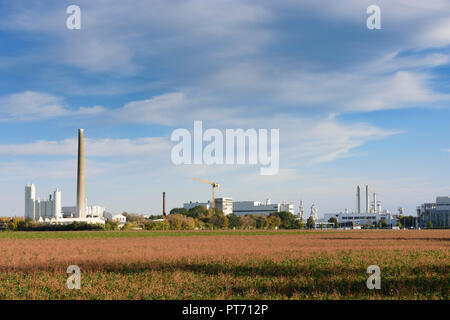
[76,128,85,219]
[163,192,166,217]
[365,185,370,213]
[373,192,377,214]
[356,186,361,214]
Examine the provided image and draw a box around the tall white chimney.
[356,185,361,214]
[365,185,370,213]
[373,192,377,214]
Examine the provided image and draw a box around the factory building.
[323,185,396,228]
[323,212,395,228]
[103,212,127,223]
[61,204,105,218]
[183,198,294,216]
[232,199,294,216]
[417,196,450,228]
[25,184,106,224]
[24,129,106,225]
[183,198,233,215]
[25,184,62,221]
[215,198,233,215]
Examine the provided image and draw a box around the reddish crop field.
[0,229,448,299]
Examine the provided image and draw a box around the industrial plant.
[322,185,396,228]
[22,130,450,230]
[182,183,442,229]
[182,184,393,228]
[24,129,125,225]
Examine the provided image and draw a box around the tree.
[307,216,315,229]
[105,220,119,230]
[122,222,132,231]
[240,216,256,229]
[181,216,195,230]
[187,206,210,219]
[269,211,297,229]
[399,216,414,228]
[7,218,21,231]
[266,215,281,230]
[328,217,338,228]
[167,214,182,229]
[227,214,241,229]
[295,220,305,229]
[207,212,228,230]
[194,218,205,230]
[170,208,188,216]
[144,221,161,230]
[255,215,268,229]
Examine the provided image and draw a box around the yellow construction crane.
[191,177,220,209]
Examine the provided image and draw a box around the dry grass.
[0,229,448,299]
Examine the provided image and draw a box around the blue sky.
[0,0,449,217]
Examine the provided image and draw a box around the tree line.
[143,206,313,231]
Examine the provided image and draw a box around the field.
[0,229,448,299]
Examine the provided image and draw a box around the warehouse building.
[323,212,395,228]
[232,199,294,216]
[417,196,450,228]
[183,198,294,216]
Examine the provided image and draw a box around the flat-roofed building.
[417,196,450,228]
[323,212,395,228]
[232,200,294,216]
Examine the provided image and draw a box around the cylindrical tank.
[373,192,377,213]
[54,189,61,219]
[36,198,41,220]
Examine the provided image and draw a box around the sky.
[0,0,449,217]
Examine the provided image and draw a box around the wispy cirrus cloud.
[0,137,170,157]
[0,91,105,122]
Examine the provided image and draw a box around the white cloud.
[0,91,67,121]
[0,159,129,181]
[0,137,170,157]
[257,116,400,164]
[284,0,450,24]
[113,93,186,125]
[59,38,140,75]
[204,63,449,113]
[0,91,105,122]
[417,18,450,48]
[2,0,272,74]
[367,51,450,73]
[350,71,445,112]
